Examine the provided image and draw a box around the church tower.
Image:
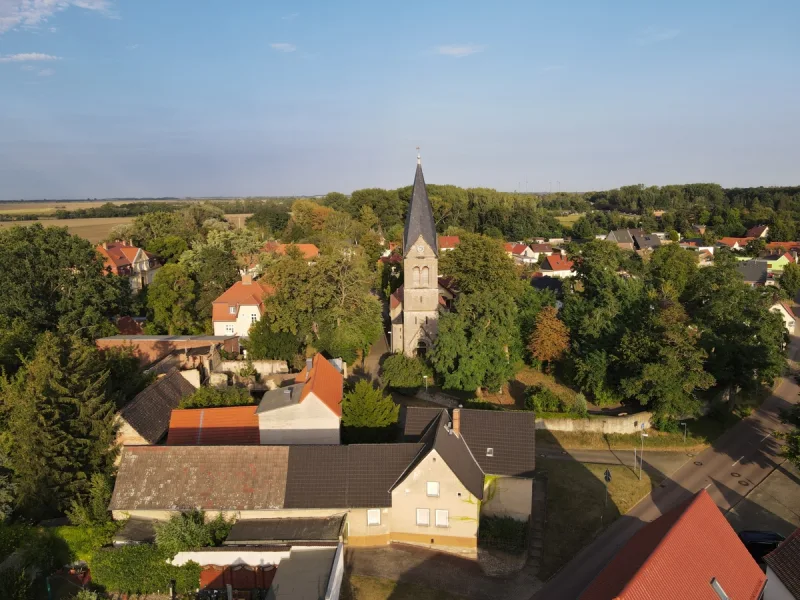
[392,153,439,356]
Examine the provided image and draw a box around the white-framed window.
[435,509,449,528]
[416,508,430,526]
[225,324,234,335]
[426,482,440,497]
[251,313,258,324]
[229,305,236,314]
[486,448,494,457]
[367,509,381,526]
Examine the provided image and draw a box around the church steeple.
[403,151,438,257]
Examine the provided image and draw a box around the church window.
[413,267,420,286]
[421,266,429,286]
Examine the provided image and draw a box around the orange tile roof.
[212,279,275,322]
[438,236,461,249]
[264,242,319,260]
[544,254,573,272]
[719,237,755,248]
[767,241,800,252]
[505,242,529,255]
[295,354,343,417]
[167,405,260,445]
[580,490,765,600]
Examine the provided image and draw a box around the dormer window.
[486,448,494,457]
[229,306,236,315]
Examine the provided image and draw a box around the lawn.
[555,213,584,228]
[478,366,579,409]
[538,458,662,580]
[342,575,466,600]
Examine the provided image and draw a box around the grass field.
[342,575,466,600]
[0,214,251,243]
[0,198,247,216]
[555,213,583,228]
[538,458,662,580]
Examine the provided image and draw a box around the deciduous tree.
[528,306,569,370]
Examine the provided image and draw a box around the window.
[486,448,494,457]
[421,266,429,286]
[416,508,430,526]
[435,509,449,528]
[251,313,258,324]
[225,324,235,335]
[367,509,381,526]
[229,305,236,314]
[412,267,420,286]
[426,482,440,497]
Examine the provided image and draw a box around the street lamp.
[423,375,428,391]
[639,431,649,480]
[680,422,687,445]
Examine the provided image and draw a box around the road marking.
[732,456,744,466]
[761,433,772,442]
[704,483,712,489]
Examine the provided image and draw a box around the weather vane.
[416,146,421,164]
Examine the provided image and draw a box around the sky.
[1,0,799,199]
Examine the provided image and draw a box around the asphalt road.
[533,335,800,600]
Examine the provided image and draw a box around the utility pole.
[639,425,649,480]
[680,422,687,444]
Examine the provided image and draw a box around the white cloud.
[282,12,299,20]
[435,44,485,58]
[636,27,681,45]
[270,42,296,53]
[37,67,54,76]
[0,0,113,34]
[0,52,61,62]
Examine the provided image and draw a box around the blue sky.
[1,0,799,199]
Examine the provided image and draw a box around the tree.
[188,246,240,325]
[570,216,596,240]
[341,380,399,443]
[780,262,800,298]
[178,387,253,409]
[430,292,518,392]
[528,306,569,370]
[245,317,301,361]
[648,243,698,296]
[745,238,766,257]
[779,405,800,469]
[668,230,680,242]
[381,354,431,390]
[66,473,112,527]
[245,202,291,236]
[146,235,188,263]
[147,264,202,334]
[154,510,212,556]
[1,334,118,519]
[439,233,523,297]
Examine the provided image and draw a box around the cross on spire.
[416,146,421,165]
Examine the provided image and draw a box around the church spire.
[403,150,438,257]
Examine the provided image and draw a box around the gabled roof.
[746,225,768,238]
[167,405,260,445]
[390,285,404,310]
[543,254,574,272]
[438,235,461,249]
[504,242,530,256]
[212,278,275,322]
[530,243,553,252]
[264,242,319,260]
[719,236,755,248]
[404,161,438,257]
[96,241,157,273]
[632,232,661,250]
[579,490,765,600]
[459,409,536,477]
[771,301,797,319]
[764,527,800,598]
[767,241,800,252]
[736,260,768,284]
[294,354,344,417]
[118,369,196,444]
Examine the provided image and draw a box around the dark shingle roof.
[764,527,800,598]
[118,369,196,443]
[459,410,536,477]
[403,162,438,256]
[401,406,443,441]
[737,260,768,284]
[632,232,661,250]
[422,410,485,500]
[224,515,345,545]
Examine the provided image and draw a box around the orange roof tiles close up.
[295,354,344,417]
[167,405,260,445]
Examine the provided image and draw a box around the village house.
[579,489,766,600]
[736,260,774,286]
[212,275,274,337]
[540,254,575,278]
[96,240,161,292]
[746,224,769,239]
[97,334,239,367]
[719,237,755,251]
[529,243,555,262]
[263,242,320,261]
[770,302,797,334]
[437,236,461,252]
[504,242,537,264]
[765,252,795,274]
[108,408,536,558]
[605,229,661,252]
[763,527,800,600]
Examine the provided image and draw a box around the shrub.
[571,393,589,418]
[154,510,234,557]
[462,400,503,411]
[53,525,116,563]
[72,591,99,600]
[478,516,528,555]
[244,319,301,361]
[0,524,34,562]
[91,545,200,595]
[178,386,253,409]
[651,415,680,433]
[0,566,34,600]
[524,384,566,413]
[238,359,258,381]
[381,354,431,390]
[67,474,112,527]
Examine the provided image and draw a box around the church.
[389,155,455,356]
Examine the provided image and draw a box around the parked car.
[738,530,785,564]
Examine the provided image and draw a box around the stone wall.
[536,411,652,434]
[216,360,289,377]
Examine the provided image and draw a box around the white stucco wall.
[765,566,793,600]
[536,412,653,434]
[770,305,796,334]
[258,394,340,445]
[213,304,262,337]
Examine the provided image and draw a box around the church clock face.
[417,245,424,254]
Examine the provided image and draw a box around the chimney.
[305,357,313,380]
[102,242,108,250]
[452,409,461,434]
[242,274,253,285]
[128,239,134,247]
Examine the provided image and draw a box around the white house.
[256,354,343,445]
[96,241,161,292]
[770,302,797,335]
[540,254,575,278]
[763,528,799,600]
[504,243,537,264]
[212,275,274,337]
[529,243,554,262]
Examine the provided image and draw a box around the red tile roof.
[719,237,755,248]
[543,254,573,272]
[438,236,461,249]
[580,490,766,600]
[777,302,797,319]
[212,278,275,322]
[505,242,529,255]
[529,243,552,252]
[167,405,260,445]
[264,242,319,260]
[745,225,768,238]
[96,241,157,275]
[764,527,800,598]
[295,354,343,417]
[390,285,404,310]
[766,241,800,252]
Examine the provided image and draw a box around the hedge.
[91,545,200,595]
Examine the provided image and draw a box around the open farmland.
[0,214,251,243]
[555,213,583,228]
